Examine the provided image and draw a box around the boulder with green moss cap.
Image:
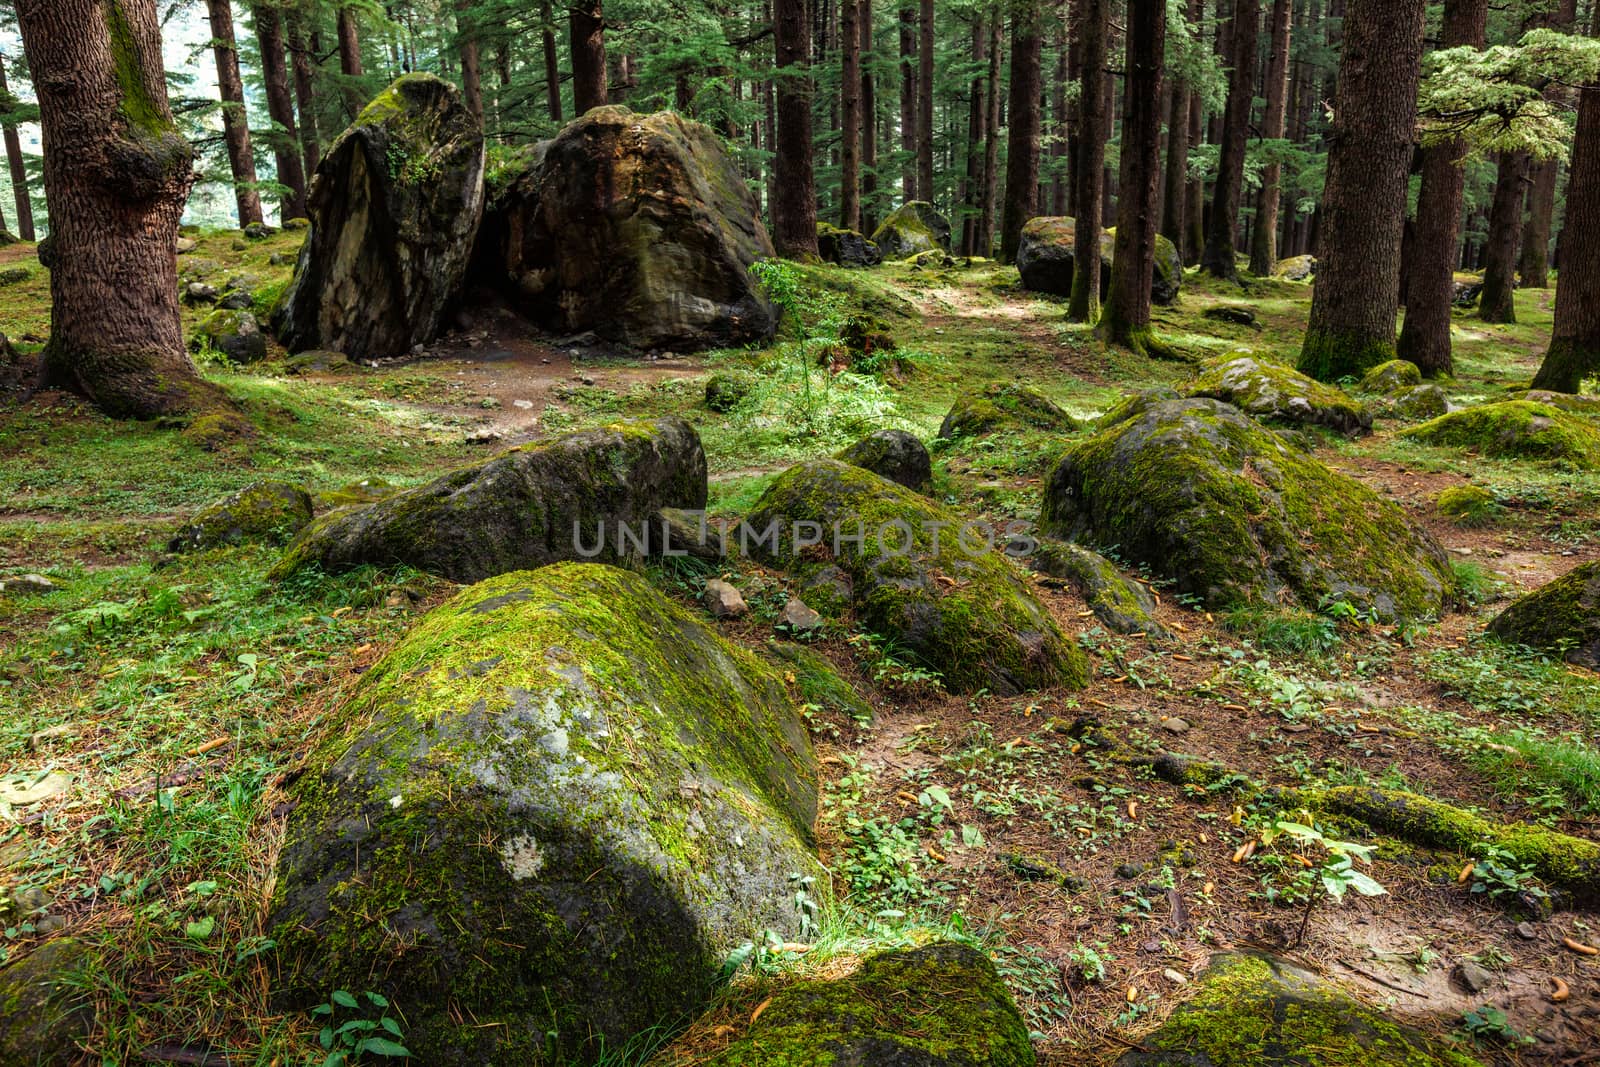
[816,222,883,267]
[0,938,94,1065]
[1095,386,1183,431]
[1356,359,1423,394]
[1489,560,1600,668]
[835,429,932,492]
[1515,389,1600,415]
[1042,399,1453,620]
[1015,216,1112,298]
[1375,383,1450,421]
[705,371,756,412]
[274,74,485,360]
[870,201,952,260]
[1274,254,1317,281]
[267,563,820,1065]
[192,308,267,364]
[1187,356,1371,436]
[1033,539,1169,639]
[169,480,314,553]
[939,382,1079,439]
[745,460,1087,694]
[701,942,1035,1067]
[272,417,706,582]
[1402,400,1600,468]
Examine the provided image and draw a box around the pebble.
[1517,921,1539,940]
[1162,717,1191,734]
[1163,968,1188,985]
[1456,960,1494,994]
[778,597,823,635]
[702,579,748,619]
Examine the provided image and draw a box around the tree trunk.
[252,2,308,221]
[456,0,484,124]
[541,0,563,122]
[961,11,987,253]
[1518,0,1576,289]
[1068,0,1107,320]
[1161,59,1189,256]
[840,0,862,229]
[1183,0,1206,265]
[1247,0,1290,276]
[1395,0,1486,376]
[16,0,227,419]
[1479,151,1528,324]
[206,0,263,227]
[1200,0,1258,280]
[0,54,35,241]
[977,5,1002,256]
[999,0,1042,264]
[917,0,934,202]
[1100,0,1166,352]
[773,0,819,257]
[899,7,917,198]
[1297,0,1426,381]
[861,0,878,231]
[1051,10,1069,215]
[337,5,366,118]
[570,0,607,114]
[286,12,321,179]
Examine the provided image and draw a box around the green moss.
[1298,328,1398,384]
[1187,356,1371,435]
[1403,401,1600,468]
[1032,539,1166,637]
[870,202,951,260]
[1436,485,1500,527]
[763,640,874,724]
[167,480,313,552]
[938,382,1079,439]
[1094,387,1182,431]
[1488,559,1600,667]
[103,0,166,136]
[1357,359,1424,394]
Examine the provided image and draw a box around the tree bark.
[917,0,934,202]
[456,0,484,125]
[570,0,607,114]
[1479,151,1528,324]
[1297,0,1426,381]
[900,7,917,198]
[337,5,366,118]
[206,0,263,227]
[961,11,987,253]
[840,0,863,229]
[1051,9,1069,215]
[773,0,819,257]
[1160,51,1190,257]
[1183,0,1206,265]
[1519,0,1576,289]
[541,0,564,122]
[0,53,35,241]
[1068,0,1107,320]
[1000,0,1042,264]
[1200,0,1258,280]
[285,12,321,178]
[1247,0,1291,276]
[1100,0,1166,352]
[977,5,1002,257]
[16,0,228,418]
[251,2,308,221]
[861,0,878,231]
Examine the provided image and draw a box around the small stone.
[1162,717,1191,734]
[778,598,823,635]
[465,428,504,445]
[702,579,748,619]
[513,399,534,410]
[1163,968,1188,985]
[0,573,56,596]
[269,252,294,267]
[183,282,218,305]
[1516,921,1539,940]
[242,221,273,240]
[1455,960,1494,994]
[1114,862,1146,880]
[217,289,253,311]
[33,914,66,935]
[175,236,197,253]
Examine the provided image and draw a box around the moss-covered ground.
[2,231,1598,1065]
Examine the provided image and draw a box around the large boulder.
[1187,356,1372,436]
[1372,383,1449,421]
[1274,254,1317,282]
[702,942,1035,1067]
[1041,399,1454,620]
[817,222,883,267]
[1516,388,1600,415]
[168,480,314,553]
[1117,954,1481,1067]
[870,201,952,260]
[273,74,485,360]
[272,418,707,582]
[192,308,267,364]
[1033,540,1170,639]
[835,429,933,492]
[476,107,775,350]
[1015,216,1111,298]
[1402,400,1600,468]
[939,382,1079,439]
[745,460,1087,694]
[1489,560,1600,667]
[267,564,820,1065]
[1355,359,1422,395]
[0,939,93,1065]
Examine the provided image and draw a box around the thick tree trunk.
[840,0,862,229]
[1395,0,1486,376]
[1100,0,1166,352]
[286,13,321,178]
[961,12,987,254]
[252,2,308,222]
[976,6,1002,256]
[917,0,934,202]
[1068,0,1107,320]
[0,54,35,241]
[899,7,917,198]
[999,0,1042,264]
[206,0,263,227]
[1200,0,1258,280]
[773,0,819,257]
[1297,0,1426,381]
[541,0,563,122]
[16,0,227,418]
[1161,65,1190,256]
[861,0,878,231]
[570,0,607,114]
[456,0,484,124]
[1479,152,1528,324]
[1247,0,1291,276]
[337,5,366,117]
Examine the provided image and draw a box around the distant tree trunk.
[1297,0,1426,381]
[541,0,563,122]
[1395,0,1486,376]
[285,13,321,178]
[570,0,607,114]
[1161,63,1190,256]
[840,0,862,229]
[1519,0,1576,289]
[1000,0,1042,263]
[916,0,934,202]
[861,0,878,231]
[1479,152,1528,324]
[205,0,264,227]
[961,12,987,253]
[1200,0,1257,280]
[0,54,35,241]
[1051,11,1069,215]
[1100,0,1166,352]
[337,5,366,117]
[976,6,1002,256]
[456,0,484,124]
[16,0,227,418]
[1248,0,1291,276]
[1068,0,1107,320]
[773,0,819,257]
[899,7,917,198]
[1183,0,1205,265]
[252,2,308,221]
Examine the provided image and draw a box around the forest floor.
[1,228,1598,1066]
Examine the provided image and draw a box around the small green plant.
[1257,819,1386,945]
[1068,941,1112,983]
[1459,1004,1532,1047]
[312,989,409,1064]
[1469,843,1550,910]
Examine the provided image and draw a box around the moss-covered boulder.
[938,382,1079,439]
[1274,254,1317,282]
[1041,399,1453,620]
[1117,953,1481,1067]
[1150,231,1183,306]
[1355,359,1423,394]
[1033,540,1169,639]
[704,371,756,413]
[1014,216,1111,298]
[0,938,93,1066]
[475,107,774,351]
[1489,560,1600,668]
[1187,356,1372,436]
[701,942,1035,1067]
[835,429,932,492]
[192,308,267,364]
[168,480,314,553]
[267,564,820,1065]
[1095,386,1183,431]
[746,461,1086,694]
[870,201,952,260]
[315,476,397,510]
[1516,389,1600,415]
[1402,400,1600,468]
[273,418,706,582]
[273,74,485,360]
[1435,484,1499,526]
[817,222,883,267]
[1375,383,1450,421]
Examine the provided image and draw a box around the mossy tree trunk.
[772,0,818,258]
[1099,0,1164,353]
[839,0,862,230]
[1247,0,1291,277]
[1068,0,1106,320]
[0,55,35,241]
[285,12,322,178]
[569,0,607,114]
[999,0,1041,264]
[1297,0,1425,382]
[1199,0,1257,282]
[16,0,230,420]
[1478,151,1528,324]
[251,1,308,222]
[205,0,263,228]
[1395,0,1486,378]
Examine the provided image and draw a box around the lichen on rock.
[192,307,266,364]
[939,382,1079,439]
[1187,356,1372,436]
[168,480,313,553]
[1403,401,1600,468]
[870,201,952,260]
[1489,560,1600,668]
[0,938,93,1066]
